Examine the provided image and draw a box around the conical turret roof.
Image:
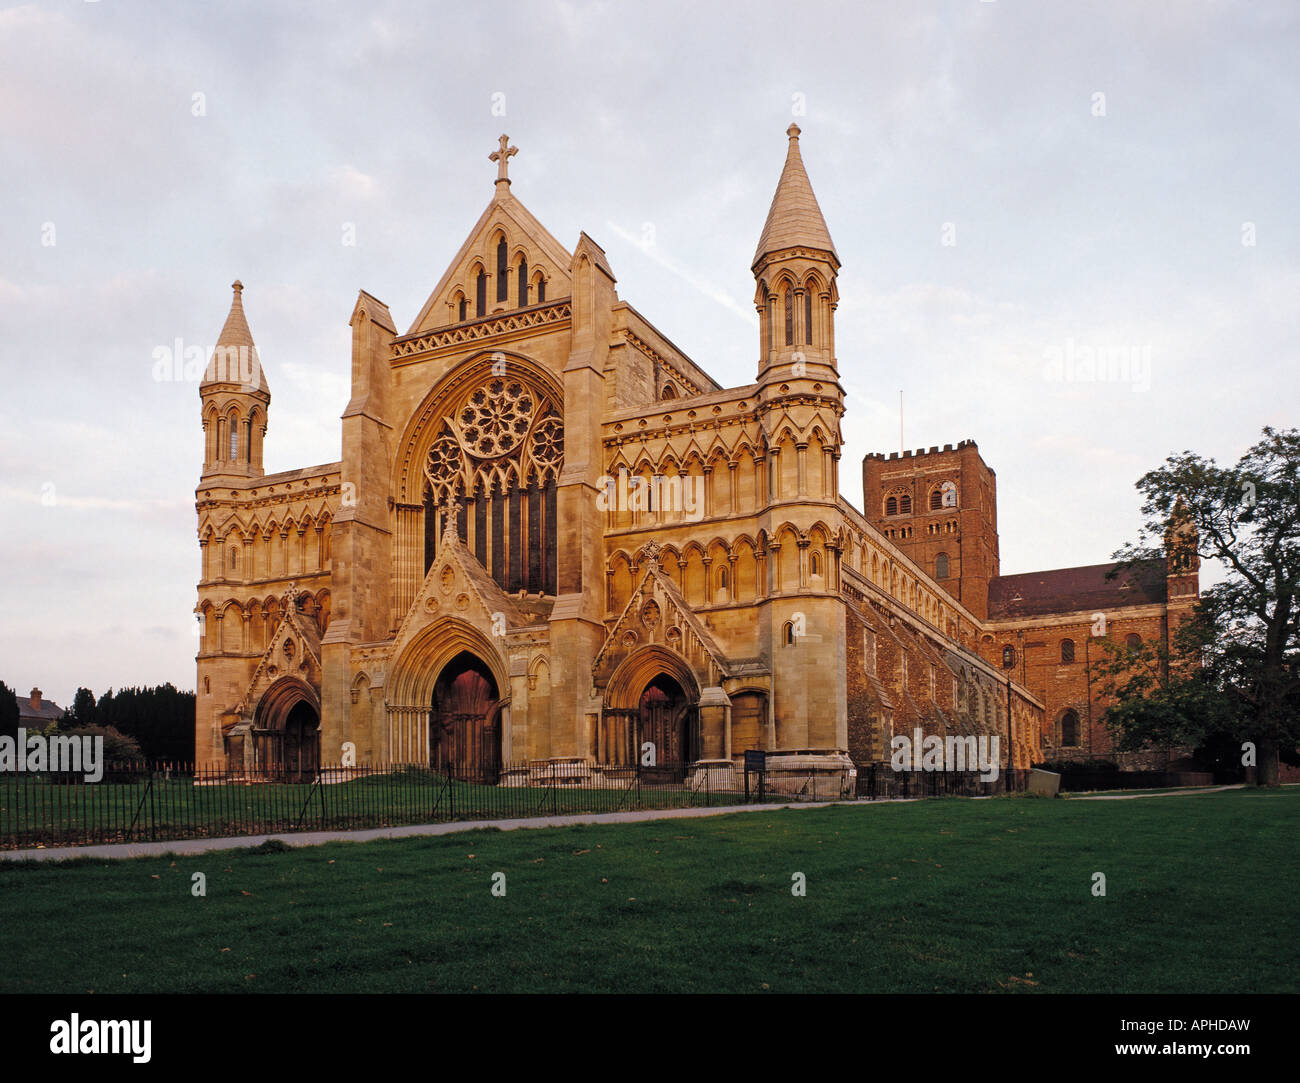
[752,124,838,271]
[201,280,270,395]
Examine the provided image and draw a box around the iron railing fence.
[855,764,1029,800]
[3,759,1033,851]
[1,759,790,850]
[1055,769,1215,793]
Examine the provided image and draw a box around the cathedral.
[194,127,1198,786]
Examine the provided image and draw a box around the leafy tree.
[60,724,144,764]
[64,687,100,729]
[1100,426,1300,784]
[94,684,195,763]
[0,681,18,740]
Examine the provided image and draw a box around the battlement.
[864,438,979,462]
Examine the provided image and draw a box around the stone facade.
[194,127,1191,784]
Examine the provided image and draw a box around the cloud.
[1,0,1295,703]
[606,220,756,325]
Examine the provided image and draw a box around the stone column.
[697,686,731,760]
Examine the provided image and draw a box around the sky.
[1,0,1296,708]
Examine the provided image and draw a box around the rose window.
[425,428,463,487]
[531,412,563,470]
[458,378,535,458]
[418,370,561,598]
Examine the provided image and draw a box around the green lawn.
[2,788,1295,993]
[0,768,749,849]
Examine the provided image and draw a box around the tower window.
[457,294,467,321]
[517,259,528,306]
[537,277,546,303]
[885,496,898,517]
[1061,709,1081,747]
[930,488,943,511]
[496,238,509,303]
[804,289,813,345]
[784,288,793,346]
[783,621,796,646]
[810,552,821,577]
[1061,638,1075,664]
[900,494,912,515]
[765,287,773,353]
[935,553,949,579]
[475,270,487,317]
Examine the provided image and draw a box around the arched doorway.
[599,646,702,776]
[281,701,320,782]
[430,650,502,784]
[252,677,321,782]
[638,674,695,782]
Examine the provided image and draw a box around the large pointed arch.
[393,350,564,505]
[603,644,702,712]
[386,616,510,710]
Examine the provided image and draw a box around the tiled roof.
[17,699,65,722]
[988,561,1167,620]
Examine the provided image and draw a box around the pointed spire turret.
[752,125,840,375]
[200,280,270,478]
[201,280,269,395]
[752,124,839,272]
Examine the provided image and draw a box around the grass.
[0,768,757,848]
[1,787,1295,994]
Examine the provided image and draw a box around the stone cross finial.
[442,494,461,541]
[490,134,518,184]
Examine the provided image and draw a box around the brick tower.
[861,439,999,620]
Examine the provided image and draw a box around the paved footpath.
[5,782,1270,863]
[1068,784,1246,801]
[0,799,866,863]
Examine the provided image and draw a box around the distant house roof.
[17,688,65,725]
[988,561,1166,620]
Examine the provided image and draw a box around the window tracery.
[420,370,563,595]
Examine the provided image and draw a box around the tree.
[64,687,100,729]
[1101,426,1300,784]
[0,681,18,740]
[94,684,195,763]
[60,724,144,765]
